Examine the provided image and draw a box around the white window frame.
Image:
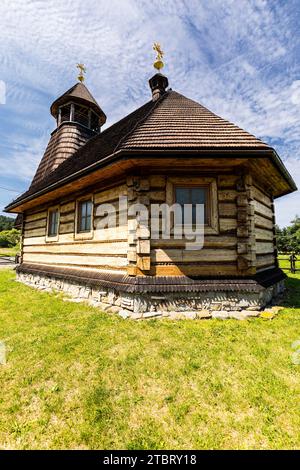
[166,176,219,235]
[74,194,94,240]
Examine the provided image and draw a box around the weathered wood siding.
[145,174,239,276]
[253,185,276,272]
[22,183,128,273]
[21,172,278,277]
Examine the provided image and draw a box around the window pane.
[175,188,190,205]
[175,187,207,225]
[86,201,92,217]
[48,209,59,236]
[78,200,92,232]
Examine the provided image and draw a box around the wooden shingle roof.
[118,91,268,150]
[50,82,103,118]
[5,89,296,210]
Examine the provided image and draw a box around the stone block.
[240,310,260,317]
[197,310,212,319]
[182,311,197,319]
[143,311,162,319]
[228,311,248,320]
[212,311,229,319]
[119,310,130,319]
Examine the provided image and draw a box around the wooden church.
[5,51,297,319]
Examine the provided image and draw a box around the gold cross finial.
[76,63,86,83]
[153,42,164,71]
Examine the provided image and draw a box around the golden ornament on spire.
[76,63,86,83]
[153,42,164,71]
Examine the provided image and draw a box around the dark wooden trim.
[17,263,285,294]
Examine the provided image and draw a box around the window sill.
[45,234,59,243]
[74,231,94,241]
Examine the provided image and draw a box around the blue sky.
[0,0,299,226]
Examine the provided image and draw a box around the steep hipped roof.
[5,89,296,211]
[118,91,268,149]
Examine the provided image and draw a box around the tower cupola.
[27,67,107,189]
[50,81,106,133]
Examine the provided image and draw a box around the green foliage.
[0,215,15,231]
[0,269,300,449]
[0,228,20,247]
[276,215,300,254]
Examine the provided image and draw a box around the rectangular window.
[48,209,59,236]
[175,187,207,225]
[77,200,93,232]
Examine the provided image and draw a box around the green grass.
[0,246,19,257]
[0,269,300,449]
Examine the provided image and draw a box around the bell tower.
[29,66,106,190]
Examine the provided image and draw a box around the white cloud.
[0,0,299,225]
[275,157,300,227]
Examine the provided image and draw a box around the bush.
[0,229,21,247]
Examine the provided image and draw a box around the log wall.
[21,171,278,277]
[22,182,128,273]
[253,185,277,272]
[147,174,239,276]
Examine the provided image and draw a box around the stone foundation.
[16,270,285,320]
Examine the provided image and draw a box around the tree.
[0,215,15,231]
[276,215,300,254]
[0,229,20,247]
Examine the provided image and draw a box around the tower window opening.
[90,111,100,132]
[74,104,89,127]
[59,104,71,124]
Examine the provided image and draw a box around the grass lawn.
[0,246,19,257]
[278,254,300,272]
[1,269,300,449]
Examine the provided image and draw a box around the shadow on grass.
[280,274,300,309]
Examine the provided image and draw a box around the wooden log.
[25,218,47,230]
[94,184,127,205]
[149,190,165,202]
[23,252,128,267]
[237,208,248,223]
[218,175,238,188]
[60,201,75,213]
[219,218,237,232]
[252,186,272,208]
[59,222,75,234]
[150,264,238,276]
[255,242,275,255]
[60,213,75,224]
[23,241,128,255]
[253,200,273,219]
[256,254,275,267]
[137,239,150,255]
[151,235,237,249]
[25,211,47,223]
[219,203,237,217]
[254,214,274,230]
[149,175,166,188]
[255,228,274,241]
[24,227,46,238]
[151,249,237,263]
[218,190,237,202]
[136,255,150,271]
